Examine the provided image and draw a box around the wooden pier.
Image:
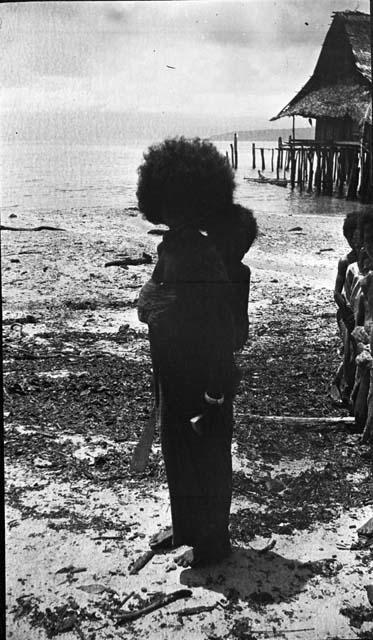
[229,134,373,202]
[278,138,371,201]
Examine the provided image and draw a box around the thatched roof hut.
[271,11,371,141]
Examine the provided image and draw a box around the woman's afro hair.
[136,136,235,227]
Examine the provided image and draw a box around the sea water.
[0,139,368,225]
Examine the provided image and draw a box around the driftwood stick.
[237,414,355,428]
[129,550,155,575]
[105,253,152,268]
[19,250,43,255]
[91,534,125,541]
[176,603,218,617]
[55,565,87,575]
[104,261,129,269]
[116,589,192,624]
[1,225,66,232]
[254,628,315,635]
[120,591,135,607]
[91,623,108,632]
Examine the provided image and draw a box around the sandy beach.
[3,202,373,640]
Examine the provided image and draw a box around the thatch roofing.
[344,11,371,81]
[276,84,371,123]
[271,11,372,125]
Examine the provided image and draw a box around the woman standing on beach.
[136,137,238,567]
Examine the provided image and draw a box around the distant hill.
[209,127,315,142]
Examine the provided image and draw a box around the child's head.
[343,211,360,252]
[136,136,235,229]
[360,210,373,261]
[207,204,258,263]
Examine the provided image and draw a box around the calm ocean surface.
[0,140,368,224]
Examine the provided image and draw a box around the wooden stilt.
[325,147,333,195]
[260,148,265,170]
[297,150,303,191]
[315,150,321,194]
[252,143,256,169]
[361,151,370,203]
[335,151,340,191]
[278,137,283,169]
[321,150,327,193]
[285,150,290,171]
[233,133,238,170]
[290,146,296,190]
[338,149,346,197]
[347,150,359,200]
[333,149,338,184]
[307,151,314,192]
[304,148,308,182]
[276,146,280,180]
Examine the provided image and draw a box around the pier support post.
[297,150,303,192]
[276,146,280,180]
[278,137,283,169]
[337,151,345,197]
[325,148,334,195]
[307,151,314,192]
[321,150,327,193]
[347,150,359,200]
[315,150,321,194]
[260,148,265,170]
[285,150,290,171]
[290,146,296,190]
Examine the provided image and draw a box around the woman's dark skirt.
[159,386,233,563]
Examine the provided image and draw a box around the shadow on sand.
[179,545,317,605]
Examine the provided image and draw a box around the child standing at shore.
[334,211,360,319]
[332,211,360,405]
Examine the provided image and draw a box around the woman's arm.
[334,256,348,303]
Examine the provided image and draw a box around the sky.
[0,0,371,141]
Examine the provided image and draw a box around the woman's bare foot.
[174,543,232,568]
[174,548,195,567]
[149,526,174,551]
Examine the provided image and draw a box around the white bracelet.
[204,391,225,405]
